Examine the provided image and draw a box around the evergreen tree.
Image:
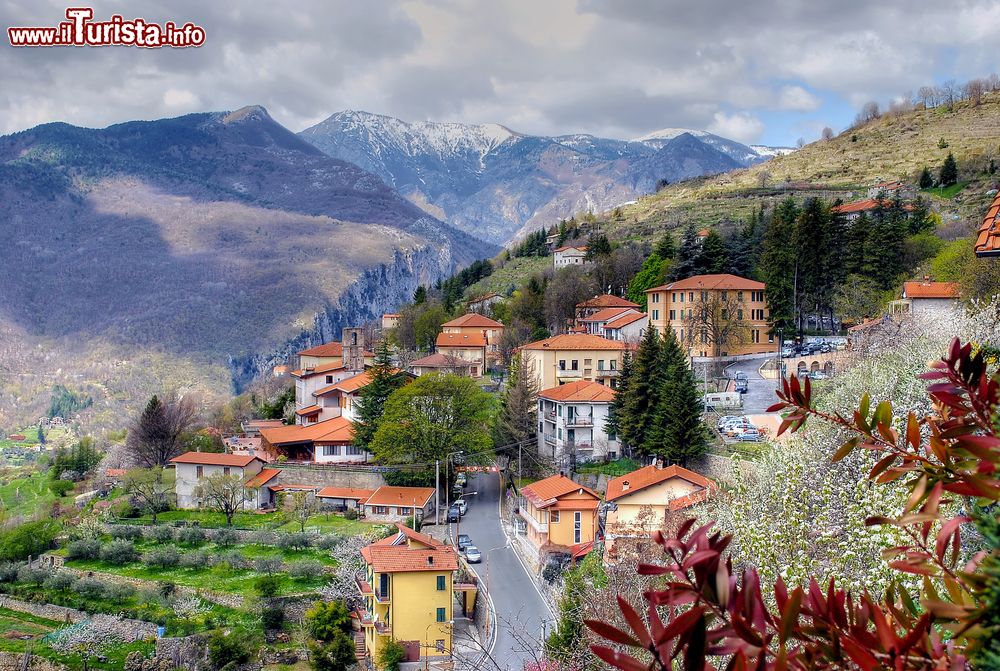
[653,232,676,261]
[658,358,709,466]
[672,223,701,280]
[642,329,688,457]
[793,198,832,322]
[621,327,663,454]
[907,196,934,235]
[864,195,907,290]
[352,341,405,451]
[494,354,539,451]
[758,197,799,331]
[605,350,632,443]
[939,152,958,187]
[843,212,870,277]
[918,166,934,189]
[585,233,612,259]
[412,285,427,305]
[697,230,728,274]
[726,211,762,278]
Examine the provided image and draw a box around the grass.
[275,513,368,535]
[0,470,74,519]
[464,255,550,299]
[575,458,640,477]
[922,182,967,199]
[117,508,372,534]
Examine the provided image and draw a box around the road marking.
[495,470,555,619]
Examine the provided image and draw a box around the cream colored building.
[519,334,625,390]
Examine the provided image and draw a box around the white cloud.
[163,89,199,109]
[707,111,765,144]
[778,85,821,111]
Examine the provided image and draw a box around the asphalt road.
[723,356,783,415]
[449,472,552,670]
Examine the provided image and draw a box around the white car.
[809,371,829,380]
[716,415,740,430]
[724,423,756,437]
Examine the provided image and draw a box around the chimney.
[923,275,931,283]
[655,458,664,470]
[621,480,630,492]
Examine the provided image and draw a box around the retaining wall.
[0,595,157,641]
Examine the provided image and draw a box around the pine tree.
[758,197,799,331]
[918,166,934,189]
[697,230,728,274]
[939,153,958,187]
[642,329,688,457]
[672,223,701,280]
[606,350,632,443]
[620,327,662,453]
[352,341,405,451]
[653,232,676,260]
[413,286,427,305]
[658,360,709,466]
[843,212,870,277]
[494,354,539,450]
[585,233,612,259]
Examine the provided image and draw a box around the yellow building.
[645,273,776,358]
[357,524,460,668]
[604,464,715,564]
[518,474,601,557]
[519,334,626,391]
[441,313,505,364]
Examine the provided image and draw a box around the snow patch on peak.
[749,145,797,158]
[632,127,708,142]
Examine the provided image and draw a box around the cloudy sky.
[2,0,999,146]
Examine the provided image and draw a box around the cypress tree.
[939,152,958,187]
[352,341,405,451]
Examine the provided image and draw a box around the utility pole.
[518,442,522,484]
[435,459,440,526]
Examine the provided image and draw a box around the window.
[436,575,446,591]
[737,309,743,320]
[571,360,578,370]
[667,309,674,320]
[436,607,447,623]
[397,507,410,515]
[609,360,616,370]
[700,329,708,344]
[322,445,341,456]
[550,510,560,523]
[325,375,333,384]
[436,640,445,653]
[653,309,660,320]
[559,359,566,370]
[223,467,230,476]
[373,506,388,515]
[768,333,775,343]
[738,291,744,302]
[574,512,582,544]
[608,429,617,441]
[651,293,659,303]
[679,328,684,341]
[679,292,684,303]
[584,358,592,367]
[721,290,728,301]
[196,466,203,478]
[700,291,708,302]
[671,292,676,302]
[688,292,694,302]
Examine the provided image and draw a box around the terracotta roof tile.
[580,307,636,323]
[364,486,436,508]
[436,332,487,348]
[554,245,588,253]
[291,362,347,379]
[259,416,355,446]
[521,334,625,351]
[244,468,281,488]
[605,312,647,329]
[409,353,473,369]
[576,295,640,309]
[316,487,374,501]
[360,524,457,573]
[521,474,600,509]
[442,313,504,328]
[295,405,322,416]
[297,342,344,357]
[647,273,765,292]
[539,379,616,403]
[975,192,1000,257]
[606,464,715,502]
[902,280,960,299]
[170,452,262,468]
[831,198,915,214]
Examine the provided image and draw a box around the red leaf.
[779,587,802,644]
[585,619,641,648]
[935,516,970,563]
[617,595,652,648]
[656,606,705,647]
[842,637,880,671]
[590,645,650,671]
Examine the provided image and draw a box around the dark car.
[457,533,472,550]
[447,505,461,522]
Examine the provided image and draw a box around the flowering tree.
[588,338,1000,669]
[48,615,127,671]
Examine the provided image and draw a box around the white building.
[603,311,648,341]
[169,452,267,510]
[537,379,618,465]
[553,245,589,268]
[888,280,961,318]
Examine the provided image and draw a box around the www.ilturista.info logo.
[7,7,205,48]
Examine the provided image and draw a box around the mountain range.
[0,105,493,427]
[299,111,793,244]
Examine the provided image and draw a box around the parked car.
[724,422,756,437]
[781,347,795,358]
[734,428,762,442]
[452,482,463,497]
[809,370,829,380]
[447,505,461,522]
[455,472,467,487]
[735,378,749,394]
[456,499,468,515]
[456,534,472,551]
[717,415,740,430]
[463,545,482,563]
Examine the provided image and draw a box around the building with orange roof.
[408,353,475,378]
[316,486,374,511]
[518,474,601,556]
[574,294,641,323]
[169,452,266,510]
[832,197,915,221]
[435,332,488,377]
[381,313,401,330]
[603,311,649,341]
[975,191,1000,258]
[362,486,437,524]
[441,313,505,365]
[887,277,961,318]
[259,416,369,465]
[603,462,715,564]
[646,273,776,358]
[553,244,589,268]
[520,333,625,390]
[357,523,464,666]
[537,380,619,465]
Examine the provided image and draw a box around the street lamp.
[424,620,454,670]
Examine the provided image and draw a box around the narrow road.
[450,471,552,669]
[723,356,782,415]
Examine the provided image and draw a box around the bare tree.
[680,293,753,358]
[964,78,986,106]
[853,100,880,126]
[916,86,937,108]
[282,490,318,533]
[125,392,197,466]
[821,127,834,141]
[796,137,805,148]
[939,79,959,109]
[757,170,772,189]
[194,473,246,526]
[123,467,174,523]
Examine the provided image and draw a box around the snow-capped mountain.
[300,111,789,244]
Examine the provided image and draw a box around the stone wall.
[272,463,387,490]
[0,652,65,671]
[0,595,157,641]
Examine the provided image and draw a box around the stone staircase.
[354,630,366,662]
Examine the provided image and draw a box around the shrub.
[305,600,352,641]
[148,525,174,543]
[254,558,283,575]
[0,563,19,583]
[16,566,45,586]
[43,571,75,591]
[177,527,206,545]
[287,559,325,581]
[313,535,340,551]
[157,580,176,598]
[0,520,59,562]
[217,550,248,570]
[277,532,311,551]
[110,525,143,541]
[66,538,101,560]
[143,546,180,568]
[213,528,239,547]
[262,606,284,631]
[310,632,357,671]
[248,531,276,546]
[207,630,250,669]
[376,639,407,671]
[110,499,137,519]
[254,574,280,598]
[100,539,139,565]
[179,549,212,568]
[342,508,359,520]
[72,577,107,599]
[105,582,136,601]
[48,479,75,496]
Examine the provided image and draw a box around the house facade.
[362,486,437,524]
[604,311,648,341]
[888,279,961,317]
[537,380,618,465]
[381,313,401,330]
[646,273,776,358]
[259,416,370,464]
[435,332,487,377]
[553,245,589,268]
[408,353,475,377]
[520,334,625,390]
[358,524,459,667]
[574,295,641,325]
[603,464,715,564]
[440,313,504,364]
[518,474,601,556]
[169,452,265,510]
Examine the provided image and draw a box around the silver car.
[464,545,482,563]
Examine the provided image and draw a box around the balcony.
[356,575,389,602]
[544,410,556,421]
[596,368,620,377]
[518,506,548,533]
[543,434,558,446]
[565,416,592,427]
[358,610,390,635]
[557,368,583,378]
